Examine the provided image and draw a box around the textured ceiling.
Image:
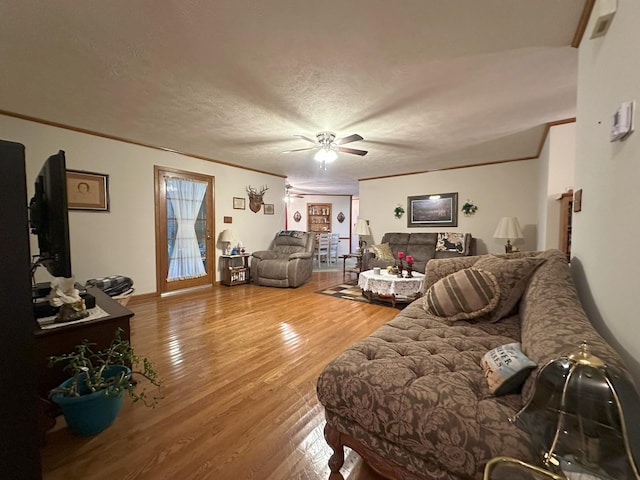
[0,1,587,195]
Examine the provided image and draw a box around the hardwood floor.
[40,271,396,480]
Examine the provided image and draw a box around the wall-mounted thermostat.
[610,100,635,142]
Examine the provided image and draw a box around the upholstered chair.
[251,231,315,287]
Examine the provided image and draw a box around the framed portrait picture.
[263,204,274,215]
[233,197,246,210]
[66,170,110,212]
[407,192,458,227]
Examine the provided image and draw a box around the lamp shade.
[493,216,524,239]
[512,342,640,479]
[220,229,234,242]
[354,219,369,236]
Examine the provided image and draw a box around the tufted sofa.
[362,232,476,274]
[316,249,629,479]
[251,230,315,287]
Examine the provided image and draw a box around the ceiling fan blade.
[338,147,368,156]
[282,147,316,153]
[294,134,318,144]
[336,133,364,145]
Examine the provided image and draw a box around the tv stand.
[34,286,134,400]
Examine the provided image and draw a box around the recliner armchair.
[251,231,315,287]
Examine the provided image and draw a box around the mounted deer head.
[246,185,268,213]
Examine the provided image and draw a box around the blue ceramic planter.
[51,365,131,436]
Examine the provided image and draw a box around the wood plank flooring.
[40,270,397,480]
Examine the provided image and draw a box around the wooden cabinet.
[35,287,134,398]
[307,203,332,234]
[559,193,573,261]
[220,254,251,286]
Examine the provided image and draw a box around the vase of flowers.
[397,252,404,277]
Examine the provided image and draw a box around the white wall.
[1,115,285,295]
[537,122,576,249]
[573,0,640,384]
[285,194,353,256]
[359,160,540,254]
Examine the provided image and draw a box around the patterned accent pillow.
[473,254,546,322]
[435,232,469,254]
[424,268,500,321]
[370,243,395,261]
[481,343,537,395]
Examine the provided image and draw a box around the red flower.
[397,251,404,259]
[406,255,414,264]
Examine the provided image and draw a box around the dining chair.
[329,233,340,264]
[316,233,331,267]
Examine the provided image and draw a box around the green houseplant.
[461,200,478,216]
[48,328,162,436]
[394,204,405,219]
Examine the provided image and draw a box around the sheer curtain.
[166,177,207,281]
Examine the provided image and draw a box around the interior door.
[155,166,214,294]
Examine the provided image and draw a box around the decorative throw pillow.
[481,343,536,396]
[435,232,469,254]
[424,268,500,321]
[370,243,395,261]
[472,255,545,322]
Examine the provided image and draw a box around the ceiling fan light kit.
[283,131,368,170]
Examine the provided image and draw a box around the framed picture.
[233,197,246,210]
[407,192,458,227]
[66,170,110,212]
[263,203,274,215]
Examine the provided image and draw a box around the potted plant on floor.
[48,327,162,436]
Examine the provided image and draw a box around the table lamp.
[354,219,370,253]
[220,229,234,255]
[493,216,523,253]
[511,342,640,479]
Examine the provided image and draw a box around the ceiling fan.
[283,131,368,169]
[284,183,304,200]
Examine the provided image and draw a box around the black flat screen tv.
[28,150,72,279]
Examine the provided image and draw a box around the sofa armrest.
[252,250,278,260]
[361,251,376,271]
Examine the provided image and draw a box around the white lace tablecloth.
[358,270,425,297]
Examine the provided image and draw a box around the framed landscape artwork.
[66,170,110,212]
[407,192,458,227]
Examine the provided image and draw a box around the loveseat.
[362,232,476,274]
[251,230,314,287]
[316,249,629,479]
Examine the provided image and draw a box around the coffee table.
[358,269,425,307]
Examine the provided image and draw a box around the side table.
[220,254,251,286]
[339,253,362,277]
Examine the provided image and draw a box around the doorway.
[154,166,215,294]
